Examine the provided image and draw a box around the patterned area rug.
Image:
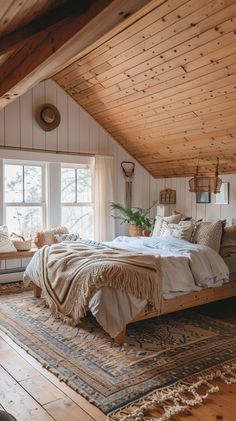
[0,282,31,294]
[0,292,236,421]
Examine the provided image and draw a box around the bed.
[23,235,236,344]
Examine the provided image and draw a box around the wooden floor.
[0,298,236,421]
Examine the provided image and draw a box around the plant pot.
[129,224,143,237]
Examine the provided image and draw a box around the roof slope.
[54,0,236,178]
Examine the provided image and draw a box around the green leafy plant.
[109,202,156,228]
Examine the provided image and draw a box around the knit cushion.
[192,221,223,252]
[34,226,69,248]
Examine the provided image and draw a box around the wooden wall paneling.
[79,107,89,153]
[19,90,33,149]
[149,175,158,219]
[45,79,57,151]
[67,95,79,153]
[184,178,191,217]
[4,97,20,147]
[32,82,46,150]
[112,143,128,236]
[98,126,109,155]
[205,196,221,222]
[175,178,183,214]
[155,178,166,214]
[89,119,99,154]
[56,83,68,152]
[219,174,236,225]
[106,133,114,155]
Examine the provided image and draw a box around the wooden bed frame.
[32,280,236,344]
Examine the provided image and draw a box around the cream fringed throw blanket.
[39,241,162,325]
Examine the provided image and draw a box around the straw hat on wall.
[36,104,61,131]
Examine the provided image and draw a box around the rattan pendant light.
[189,157,222,194]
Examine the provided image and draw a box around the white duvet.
[24,236,229,338]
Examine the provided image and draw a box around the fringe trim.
[107,361,236,421]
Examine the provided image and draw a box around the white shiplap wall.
[0,79,235,236]
[0,79,151,238]
[151,175,236,226]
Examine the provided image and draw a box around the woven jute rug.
[0,291,236,421]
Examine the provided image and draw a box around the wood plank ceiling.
[54,0,236,178]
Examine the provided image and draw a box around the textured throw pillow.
[34,226,69,248]
[152,214,181,236]
[160,220,194,242]
[172,210,192,221]
[0,232,17,253]
[192,220,223,252]
[220,225,236,257]
[0,225,9,235]
[55,233,81,243]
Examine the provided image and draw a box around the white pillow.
[55,233,81,243]
[0,232,17,253]
[160,220,195,242]
[0,225,9,235]
[152,214,181,236]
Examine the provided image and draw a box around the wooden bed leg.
[32,283,42,298]
[114,328,126,345]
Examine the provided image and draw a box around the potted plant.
[109,202,156,236]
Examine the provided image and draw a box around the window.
[4,163,46,237]
[1,155,94,240]
[61,166,94,239]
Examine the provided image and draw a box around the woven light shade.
[189,158,222,194]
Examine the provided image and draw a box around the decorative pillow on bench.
[34,226,69,248]
[0,225,17,253]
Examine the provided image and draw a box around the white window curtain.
[94,155,115,242]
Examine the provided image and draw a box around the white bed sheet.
[24,236,229,338]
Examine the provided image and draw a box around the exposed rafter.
[0,0,151,109]
[0,1,94,56]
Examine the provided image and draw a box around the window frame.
[3,160,47,233]
[61,163,94,237]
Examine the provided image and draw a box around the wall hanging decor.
[121,161,135,208]
[196,191,211,204]
[159,188,176,205]
[189,158,222,193]
[215,182,229,205]
[36,104,61,131]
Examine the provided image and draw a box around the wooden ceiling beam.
[0,0,93,56]
[0,0,151,109]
